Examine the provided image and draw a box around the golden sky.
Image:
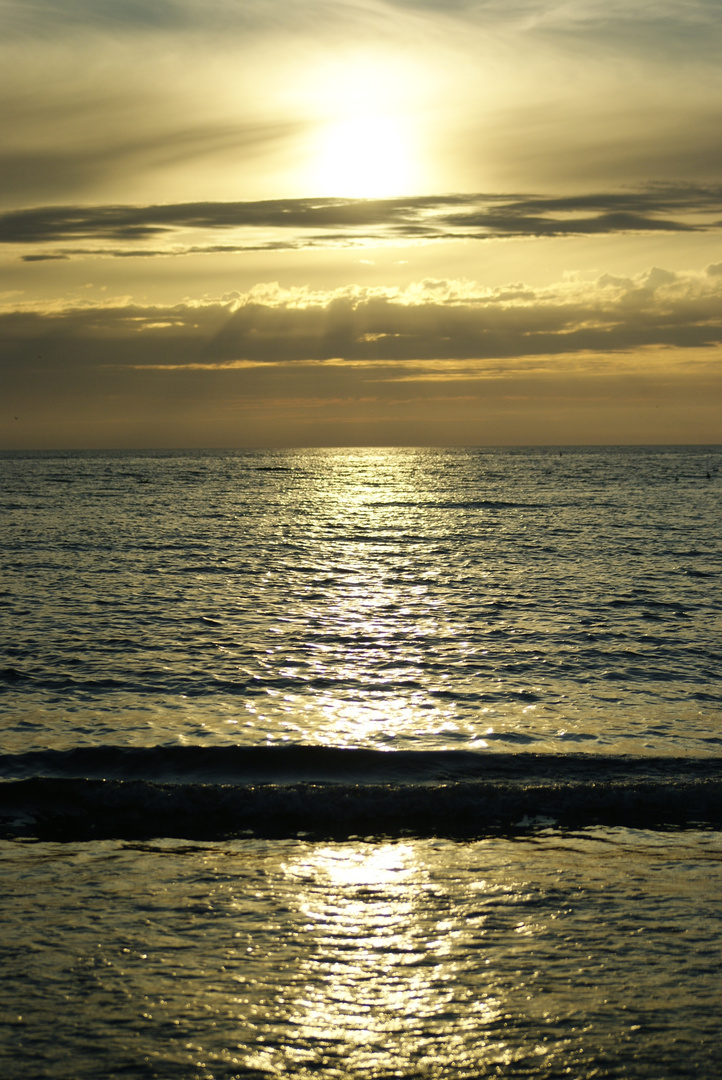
[1,0,721,447]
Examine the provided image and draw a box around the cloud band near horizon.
[3,265,722,367]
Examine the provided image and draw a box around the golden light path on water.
[255,449,494,749]
[271,842,508,1076]
[3,830,722,1078]
[1,449,721,1078]
[3,446,718,757]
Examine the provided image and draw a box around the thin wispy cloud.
[5,1,721,43]
[3,185,721,260]
[3,1,721,206]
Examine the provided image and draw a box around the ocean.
[0,445,720,1078]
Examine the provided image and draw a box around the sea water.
[0,446,720,1078]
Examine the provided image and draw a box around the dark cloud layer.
[3,275,720,448]
[2,185,720,258]
[3,265,721,373]
[203,270,722,364]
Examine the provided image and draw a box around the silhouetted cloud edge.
[3,184,722,257]
[3,265,722,368]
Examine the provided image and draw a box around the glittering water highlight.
[1,446,719,755]
[0,446,720,1078]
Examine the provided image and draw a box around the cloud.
[5,1,721,47]
[3,266,722,374]
[202,271,722,363]
[0,0,311,38]
[0,0,452,44]
[3,2,721,209]
[3,263,720,449]
[2,185,721,259]
[0,0,185,35]
[0,84,305,204]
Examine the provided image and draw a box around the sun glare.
[315,114,413,197]
[298,52,424,198]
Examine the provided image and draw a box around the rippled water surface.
[1,446,721,1079]
[2,831,722,1079]
[1,446,720,754]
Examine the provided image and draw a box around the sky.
[1,0,721,448]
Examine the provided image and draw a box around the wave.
[1,746,720,842]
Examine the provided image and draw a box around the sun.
[314,113,414,198]
[296,52,425,198]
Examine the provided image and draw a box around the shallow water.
[1,446,720,1078]
[2,831,721,1079]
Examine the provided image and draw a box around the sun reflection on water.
[274,842,504,1075]
[252,449,484,749]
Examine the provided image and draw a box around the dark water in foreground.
[1,446,720,1077]
[3,831,721,1079]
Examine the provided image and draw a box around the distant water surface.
[1,446,719,755]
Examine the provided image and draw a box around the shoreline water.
[2,746,721,842]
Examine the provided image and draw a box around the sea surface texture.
[1,446,721,1078]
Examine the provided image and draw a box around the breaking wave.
[1,745,720,841]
